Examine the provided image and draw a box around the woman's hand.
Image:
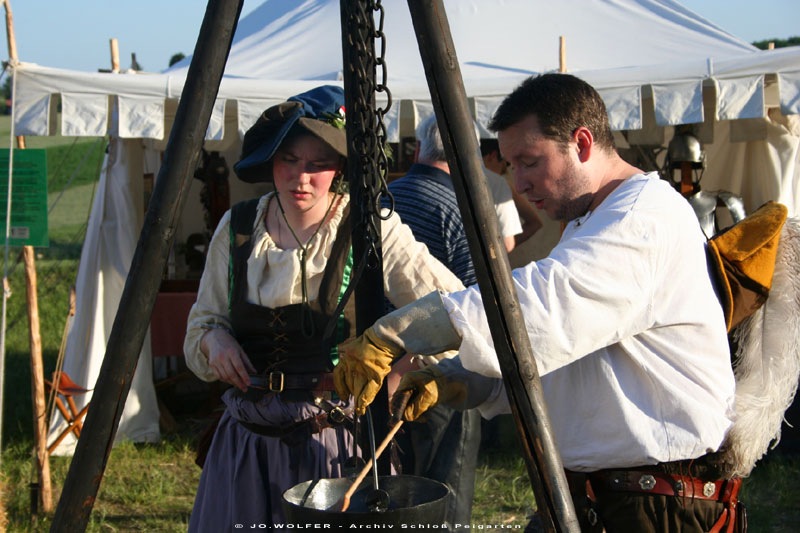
[200,327,256,391]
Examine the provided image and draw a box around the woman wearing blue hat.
[183,85,464,530]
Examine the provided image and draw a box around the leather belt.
[589,469,741,502]
[239,412,337,438]
[237,404,354,446]
[248,371,335,394]
[566,467,744,533]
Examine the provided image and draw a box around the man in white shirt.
[334,73,740,532]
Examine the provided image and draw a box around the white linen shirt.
[441,172,736,471]
[184,192,464,381]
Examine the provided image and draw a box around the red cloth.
[150,292,197,357]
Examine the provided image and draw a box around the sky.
[4,0,800,74]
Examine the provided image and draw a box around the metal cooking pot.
[282,474,450,527]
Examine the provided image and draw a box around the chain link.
[342,0,393,266]
[373,0,394,218]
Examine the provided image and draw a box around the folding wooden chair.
[45,371,91,454]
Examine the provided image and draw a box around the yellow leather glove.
[333,327,404,415]
[394,365,467,421]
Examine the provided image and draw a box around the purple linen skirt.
[188,388,355,532]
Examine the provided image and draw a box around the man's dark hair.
[488,73,616,152]
[480,138,500,158]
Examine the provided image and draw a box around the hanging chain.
[343,0,393,266]
[373,0,394,217]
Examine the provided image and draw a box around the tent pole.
[1,0,54,514]
[49,1,243,530]
[109,38,120,73]
[406,2,579,532]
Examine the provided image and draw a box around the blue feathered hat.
[234,85,346,183]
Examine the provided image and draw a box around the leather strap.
[238,405,351,442]
[590,469,741,503]
[248,372,335,394]
[239,412,333,438]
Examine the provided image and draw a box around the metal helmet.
[667,133,705,170]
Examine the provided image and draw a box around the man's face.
[498,114,593,222]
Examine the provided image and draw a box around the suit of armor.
[687,189,747,239]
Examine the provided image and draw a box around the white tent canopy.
[11,0,800,452]
[14,0,800,139]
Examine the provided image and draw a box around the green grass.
[1,258,77,444]
[44,139,106,193]
[1,430,201,532]
[472,451,535,526]
[739,453,800,532]
[0,115,103,150]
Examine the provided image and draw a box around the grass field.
[0,130,798,531]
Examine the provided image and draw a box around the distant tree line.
[753,37,800,49]
[169,53,186,67]
[1,76,10,115]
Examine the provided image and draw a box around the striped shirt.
[383,163,477,287]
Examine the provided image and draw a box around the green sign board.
[0,149,49,247]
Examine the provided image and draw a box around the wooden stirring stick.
[337,390,413,512]
[338,418,404,512]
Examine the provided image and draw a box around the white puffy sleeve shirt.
[184,193,464,381]
[441,173,736,471]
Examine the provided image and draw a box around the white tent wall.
[47,104,271,453]
[701,111,800,215]
[47,138,162,454]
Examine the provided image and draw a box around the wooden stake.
[2,0,53,513]
[23,246,52,512]
[109,38,120,73]
[4,0,25,151]
[559,35,567,72]
[2,0,17,63]
[768,42,775,50]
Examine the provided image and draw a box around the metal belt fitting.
[268,370,284,393]
[315,397,352,427]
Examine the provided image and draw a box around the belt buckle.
[268,371,284,393]
[328,406,346,424]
